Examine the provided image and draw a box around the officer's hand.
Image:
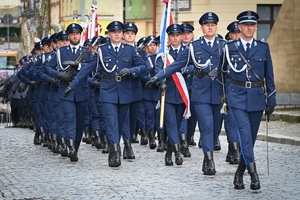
[220,95,228,104]
[159,81,167,92]
[265,106,275,122]
[18,83,26,93]
[64,86,73,98]
[119,68,131,78]
[62,61,80,67]
[50,78,59,87]
[29,81,36,86]
[145,76,159,88]
[58,72,74,82]
[91,80,100,89]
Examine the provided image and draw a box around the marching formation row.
[0,10,276,191]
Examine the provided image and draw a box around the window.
[257,4,281,41]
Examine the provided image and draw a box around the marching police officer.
[221,21,242,164]
[147,12,225,174]
[223,11,276,190]
[46,23,92,162]
[154,24,187,166]
[65,21,148,167]
[227,21,241,41]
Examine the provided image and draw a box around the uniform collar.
[204,37,215,46]
[240,37,254,50]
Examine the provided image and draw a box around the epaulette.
[226,40,236,45]
[59,46,69,51]
[256,39,268,45]
[122,43,135,49]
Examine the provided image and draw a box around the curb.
[262,113,300,123]
[256,134,300,146]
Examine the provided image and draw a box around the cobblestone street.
[0,121,300,200]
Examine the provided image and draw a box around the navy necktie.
[115,46,118,55]
[72,47,76,55]
[246,43,250,56]
[174,49,178,59]
[208,41,212,49]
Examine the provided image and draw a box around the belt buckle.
[116,75,122,82]
[245,81,251,88]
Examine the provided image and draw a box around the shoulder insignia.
[47,55,52,61]
[256,39,268,45]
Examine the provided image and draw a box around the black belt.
[194,71,210,79]
[232,79,264,88]
[101,75,129,82]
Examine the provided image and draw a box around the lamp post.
[3,14,13,50]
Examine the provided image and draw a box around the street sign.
[2,14,13,24]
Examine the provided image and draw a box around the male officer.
[47,30,69,157]
[46,23,91,162]
[222,21,241,164]
[29,42,46,145]
[141,35,161,151]
[155,24,186,166]
[227,21,241,40]
[222,11,276,190]
[121,22,141,158]
[64,21,147,167]
[181,23,194,46]
[147,12,225,174]
[179,23,198,149]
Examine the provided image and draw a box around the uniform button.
[248,60,250,62]
[116,60,118,62]
[210,56,212,58]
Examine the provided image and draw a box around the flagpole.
[159,0,172,129]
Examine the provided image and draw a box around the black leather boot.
[33,128,41,145]
[131,128,140,143]
[198,139,202,148]
[84,126,92,144]
[233,161,246,189]
[69,139,78,162]
[165,145,173,166]
[140,128,148,145]
[148,131,157,149]
[180,134,190,157]
[60,137,68,157]
[157,133,165,152]
[48,133,52,150]
[123,140,135,159]
[42,131,48,147]
[189,136,196,146]
[226,143,233,163]
[173,144,183,165]
[28,117,34,130]
[52,134,59,153]
[203,152,216,175]
[102,135,109,154]
[163,132,168,151]
[94,131,102,149]
[214,137,221,151]
[230,142,240,165]
[247,162,261,190]
[108,144,121,167]
[91,131,96,146]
